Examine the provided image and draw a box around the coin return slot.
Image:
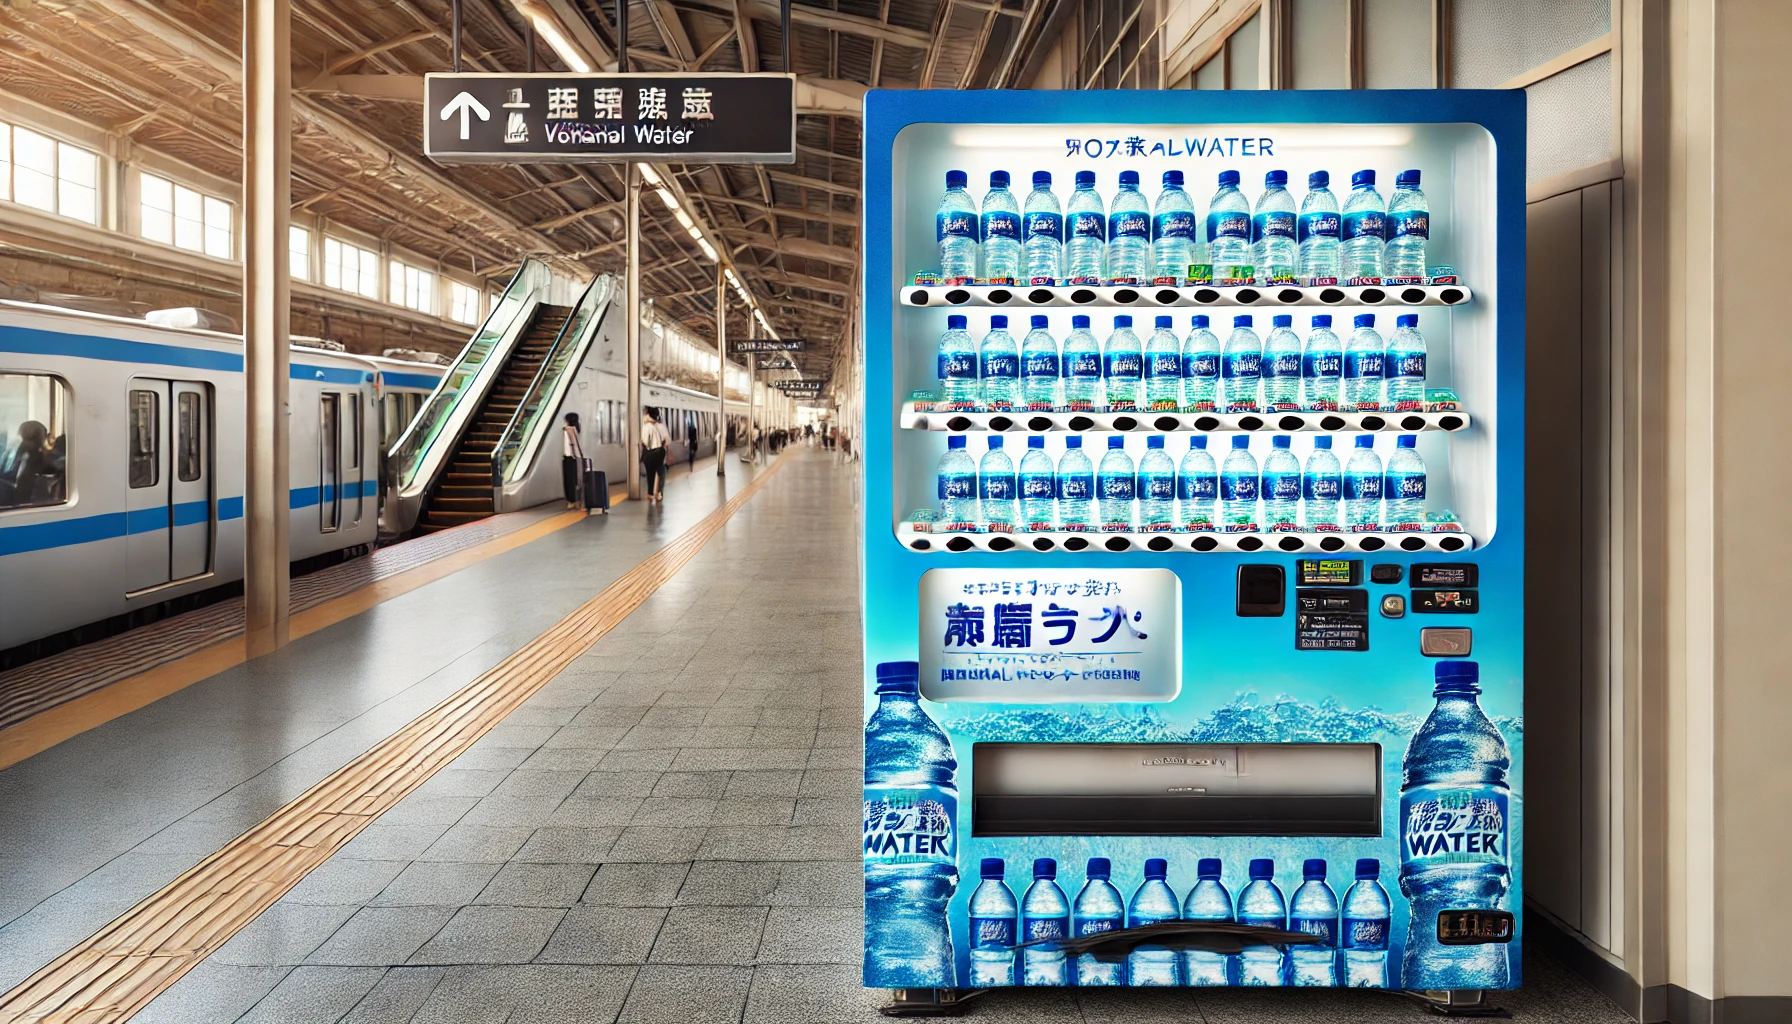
[946,288,970,304]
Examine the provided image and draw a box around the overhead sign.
[754,357,797,371]
[424,73,795,164]
[732,339,806,353]
[771,380,824,393]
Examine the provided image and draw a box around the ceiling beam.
[326,29,438,72]
[297,73,424,101]
[732,0,759,73]
[768,170,859,198]
[646,0,699,65]
[509,0,619,69]
[682,0,932,48]
[726,231,857,266]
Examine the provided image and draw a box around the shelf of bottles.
[896,520,1474,554]
[899,402,1470,435]
[901,282,1471,309]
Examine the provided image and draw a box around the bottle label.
[1153,210,1196,240]
[1304,352,1342,379]
[1298,211,1340,242]
[1206,210,1250,242]
[937,211,978,242]
[982,353,1019,379]
[862,784,956,865]
[982,211,1021,241]
[939,474,976,501]
[1021,474,1055,500]
[1057,474,1093,501]
[1400,783,1509,867]
[1221,473,1258,502]
[1239,914,1284,931]
[1023,353,1060,378]
[1067,353,1103,379]
[1104,353,1143,378]
[1386,471,1426,501]
[1025,211,1063,242]
[1291,915,1336,947]
[1343,916,1389,950]
[1069,211,1106,240]
[1390,353,1426,379]
[1146,352,1182,379]
[1252,211,1296,242]
[1075,917,1118,938]
[939,352,977,379]
[1344,350,1384,379]
[1099,475,1135,501]
[1109,211,1149,239]
[1179,474,1217,500]
[1144,474,1176,500]
[972,916,1015,949]
[1265,353,1302,379]
[1305,474,1341,501]
[982,475,1016,501]
[1025,916,1068,944]
[1341,210,1385,242]
[1390,210,1429,240]
[1184,353,1219,379]
[1222,351,1261,379]
[1343,473,1383,501]
[1266,472,1301,501]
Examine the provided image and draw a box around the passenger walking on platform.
[560,412,585,510]
[641,406,670,502]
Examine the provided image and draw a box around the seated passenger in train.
[0,421,61,510]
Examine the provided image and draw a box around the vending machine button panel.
[1370,563,1405,584]
[1295,588,1369,651]
[1296,558,1362,587]
[1412,589,1480,614]
[1414,563,1479,587]
[1380,595,1407,618]
[1421,627,1474,655]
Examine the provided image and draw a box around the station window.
[0,372,71,510]
[140,172,232,258]
[323,237,380,299]
[390,262,436,316]
[0,121,98,225]
[289,225,311,280]
[448,281,480,325]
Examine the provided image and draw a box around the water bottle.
[1384,169,1429,281]
[1177,435,1218,531]
[1019,436,1057,532]
[1073,857,1125,987]
[1222,314,1262,414]
[1205,169,1252,276]
[1384,434,1426,530]
[1151,170,1196,284]
[1021,315,1060,412]
[1344,313,1385,413]
[1137,435,1176,531]
[1106,170,1150,285]
[1400,661,1513,989]
[1252,169,1297,284]
[1127,858,1181,986]
[1144,315,1183,410]
[1236,858,1287,986]
[1021,858,1070,987]
[1023,171,1064,285]
[1061,315,1102,412]
[979,315,1019,412]
[1302,314,1343,412]
[1340,170,1386,283]
[1303,436,1342,531]
[968,858,1017,988]
[937,170,978,284]
[1097,436,1135,532]
[1262,435,1301,532]
[1181,857,1234,986]
[1220,435,1259,532]
[937,314,978,411]
[1262,314,1302,412]
[1065,171,1106,285]
[1288,859,1339,987]
[1298,171,1342,284]
[1344,435,1383,532]
[979,436,1016,532]
[1341,858,1391,988]
[1385,314,1427,412]
[1182,314,1220,412]
[1102,315,1142,412]
[980,171,1021,284]
[1056,436,1094,531]
[936,435,977,530]
[863,661,959,987]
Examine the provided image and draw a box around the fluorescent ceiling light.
[638,163,662,185]
[655,188,679,211]
[673,209,694,229]
[686,225,703,240]
[697,238,718,262]
[529,14,591,73]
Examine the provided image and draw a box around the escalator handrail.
[491,274,616,486]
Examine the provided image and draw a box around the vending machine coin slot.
[1236,565,1285,617]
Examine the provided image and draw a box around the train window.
[0,373,70,510]
[347,396,361,470]
[128,388,159,488]
[176,392,202,482]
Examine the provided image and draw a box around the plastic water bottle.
[863,661,958,988]
[1151,170,1196,284]
[1205,169,1251,275]
[1127,858,1181,986]
[1220,435,1259,532]
[1384,434,1426,530]
[1182,315,1220,412]
[1221,314,1262,414]
[1056,436,1094,531]
[1021,858,1070,987]
[1303,436,1342,531]
[1298,171,1342,284]
[979,315,1019,412]
[1262,314,1302,412]
[1023,171,1064,285]
[1344,314,1385,413]
[1181,857,1234,986]
[1097,436,1135,532]
[1021,315,1060,412]
[1137,435,1176,531]
[936,435,977,530]
[1252,170,1297,283]
[1400,661,1513,989]
[1236,858,1287,986]
[1102,315,1142,412]
[1341,858,1391,988]
[937,314,978,411]
[1106,170,1151,285]
[1061,315,1101,412]
[1340,170,1386,283]
[1302,314,1343,412]
[979,436,1016,532]
[1144,315,1183,410]
[1288,859,1339,987]
[980,171,1021,284]
[1019,436,1056,532]
[1385,314,1427,411]
[1073,857,1125,987]
[1177,436,1218,531]
[1385,169,1429,281]
[1065,171,1106,285]
[937,170,978,284]
[1344,435,1383,532]
[968,858,1017,988]
[1261,435,1301,532]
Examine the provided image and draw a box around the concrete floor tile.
[211,903,359,967]
[568,705,653,728]
[1189,986,1429,1023]
[672,747,811,771]
[337,822,455,861]
[757,906,860,965]
[651,771,731,798]
[487,769,586,801]
[583,861,691,906]
[475,861,598,907]
[748,726,817,749]
[283,857,409,906]
[409,905,566,965]
[547,795,645,827]
[772,862,864,908]
[340,966,446,1024]
[477,723,561,749]
[792,798,859,827]
[676,860,782,907]
[308,906,459,965]
[743,964,889,1024]
[596,748,682,771]
[711,797,797,827]
[701,706,762,726]
[126,817,253,858]
[605,826,709,863]
[799,769,859,798]
[648,905,770,966]
[417,824,534,863]
[513,826,622,863]
[372,861,502,907]
[805,747,863,769]
[618,966,752,1024]
[517,746,611,772]
[412,964,636,1024]
[538,905,667,964]
[448,745,536,773]
[543,725,631,750]
[631,795,718,826]
[239,964,385,1023]
[689,725,756,746]
[462,793,570,827]
[725,770,806,798]
[695,826,791,862]
[378,794,480,828]
[413,768,511,799]
[129,962,290,1024]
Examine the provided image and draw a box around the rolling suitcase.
[582,459,609,513]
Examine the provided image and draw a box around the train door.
[126,378,213,593]
[346,392,364,525]
[169,382,212,578]
[319,392,341,531]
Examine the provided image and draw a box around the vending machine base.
[877,988,983,1018]
[1401,988,1511,1018]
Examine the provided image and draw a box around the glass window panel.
[57,143,95,186]
[0,372,70,509]
[176,392,201,482]
[389,261,403,306]
[13,127,55,212]
[129,389,159,488]
[289,225,310,280]
[1452,0,1609,89]
[1527,53,1614,183]
[141,206,173,244]
[1193,54,1224,90]
[358,247,379,298]
[1228,11,1260,89]
[323,238,343,289]
[141,173,173,243]
[1291,0,1349,89]
[1362,0,1432,89]
[173,184,203,251]
[0,123,11,202]
[203,196,231,258]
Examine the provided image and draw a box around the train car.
[569,372,747,485]
[364,354,447,453]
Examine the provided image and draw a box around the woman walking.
[561,412,585,510]
[641,406,670,502]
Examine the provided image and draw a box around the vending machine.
[860,90,1524,1010]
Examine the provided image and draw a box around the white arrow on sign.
[439,91,490,140]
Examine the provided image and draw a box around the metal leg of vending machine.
[1400,988,1510,1018]
[878,988,983,1018]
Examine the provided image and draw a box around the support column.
[244,0,291,658]
[745,323,757,464]
[626,163,642,500]
[716,263,727,476]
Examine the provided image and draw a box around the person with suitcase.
[561,412,585,510]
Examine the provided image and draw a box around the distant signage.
[424,72,795,164]
[732,339,806,353]
[754,357,797,370]
[771,380,824,393]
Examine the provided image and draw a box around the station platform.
[0,448,1630,1023]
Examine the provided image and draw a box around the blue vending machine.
[861,90,1523,1009]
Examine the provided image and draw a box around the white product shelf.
[900,403,1470,435]
[896,522,1475,555]
[899,283,1472,309]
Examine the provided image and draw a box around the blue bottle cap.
[990,315,1008,329]
[1108,435,1125,449]
[1191,435,1207,450]
[874,661,919,695]
[1314,436,1332,450]
[1034,857,1057,879]
[990,170,1010,189]
[1354,858,1381,879]
[1197,857,1222,879]
[1355,435,1375,448]
[1272,315,1293,328]
[1397,169,1422,187]
[946,170,968,189]
[1273,434,1291,449]
[1032,170,1051,187]
[1217,169,1240,187]
[1075,170,1096,188]
[1311,314,1332,329]
[1351,169,1376,187]
[948,314,968,330]
[988,436,1003,449]
[1155,315,1173,329]
[1353,313,1376,329]
[1191,314,1210,329]
[948,435,967,450]
[1114,315,1133,328]
[1397,314,1419,329]
[1087,857,1112,879]
[1144,858,1168,879]
[1265,169,1288,187]
[1163,170,1184,187]
[981,857,1005,879]
[1303,858,1327,880]
[1249,858,1275,880]
[1031,314,1050,329]
[1308,170,1330,190]
[1066,436,1083,448]
[1119,170,1140,187]
[1147,435,1164,449]
[1028,436,1044,449]
[1071,314,1091,329]
[1231,435,1250,449]
[1435,660,1481,694]
[1397,434,1417,448]
[1233,315,1252,328]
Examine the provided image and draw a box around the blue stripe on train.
[0,481,377,557]
[0,326,375,383]
[381,371,443,390]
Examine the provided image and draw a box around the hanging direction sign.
[732,338,806,353]
[424,73,795,164]
[770,380,824,393]
[754,357,798,371]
